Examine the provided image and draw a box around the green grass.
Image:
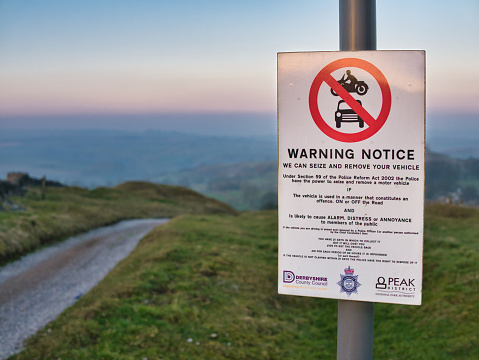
[9,204,479,359]
[0,181,237,264]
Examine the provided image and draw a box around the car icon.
[335,100,364,128]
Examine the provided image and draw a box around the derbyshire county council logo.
[283,271,295,283]
[337,266,361,296]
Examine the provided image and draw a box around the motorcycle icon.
[330,70,369,96]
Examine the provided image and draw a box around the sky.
[0,1,478,126]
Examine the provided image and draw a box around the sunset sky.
[1,1,478,120]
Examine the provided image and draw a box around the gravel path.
[0,218,168,359]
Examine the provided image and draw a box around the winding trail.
[0,218,168,359]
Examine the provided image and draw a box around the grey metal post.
[339,0,376,51]
[337,1,376,359]
[337,300,374,359]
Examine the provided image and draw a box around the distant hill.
[425,147,479,202]
[155,161,278,210]
[0,129,277,189]
[157,149,479,209]
[426,111,479,158]
[2,127,479,210]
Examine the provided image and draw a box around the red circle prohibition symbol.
[309,58,391,143]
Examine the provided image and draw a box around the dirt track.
[0,218,167,359]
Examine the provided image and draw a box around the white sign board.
[278,51,425,305]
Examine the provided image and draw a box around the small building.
[7,172,30,186]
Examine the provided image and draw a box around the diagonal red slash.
[325,75,376,127]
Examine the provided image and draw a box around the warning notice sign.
[277,51,425,305]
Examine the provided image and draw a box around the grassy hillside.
[0,182,237,264]
[10,204,479,359]
[155,149,479,210]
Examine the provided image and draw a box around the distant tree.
[260,191,278,210]
[425,159,460,199]
[241,183,260,209]
[461,185,478,201]
[207,178,241,191]
[176,176,191,187]
[463,158,479,179]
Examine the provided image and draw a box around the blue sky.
[1,0,478,119]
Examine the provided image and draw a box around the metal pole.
[337,1,376,359]
[339,0,376,51]
[337,300,374,359]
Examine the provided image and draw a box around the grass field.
[9,203,479,359]
[0,182,237,265]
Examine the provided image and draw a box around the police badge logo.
[337,266,361,296]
